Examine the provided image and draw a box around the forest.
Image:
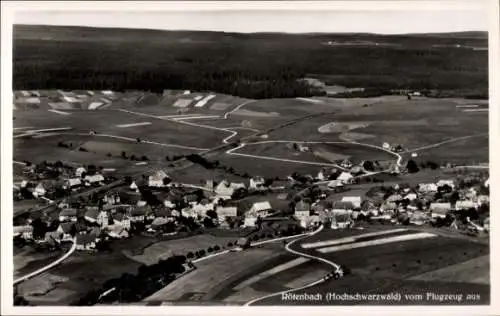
[13,25,488,99]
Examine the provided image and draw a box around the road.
[244,225,341,306]
[13,237,77,285]
[403,133,488,153]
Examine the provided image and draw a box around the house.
[45,231,63,245]
[430,202,452,218]
[181,208,197,218]
[97,211,109,228]
[327,180,344,189]
[382,142,391,150]
[331,201,354,213]
[192,202,214,216]
[155,207,173,219]
[437,180,455,189]
[331,212,352,229]
[249,177,266,191]
[418,183,438,193]
[75,233,97,251]
[57,222,75,241]
[130,181,139,192]
[300,215,320,229]
[107,224,129,239]
[75,167,87,178]
[455,200,475,210]
[14,225,34,240]
[340,159,353,169]
[215,181,246,199]
[103,194,121,205]
[64,178,82,189]
[84,174,105,186]
[148,170,170,187]
[247,201,273,217]
[84,208,100,223]
[216,206,238,222]
[130,207,148,222]
[294,200,311,219]
[112,212,131,229]
[341,196,362,208]
[386,194,403,203]
[381,202,398,213]
[163,199,176,209]
[316,170,326,181]
[150,217,171,229]
[476,195,489,206]
[337,172,354,184]
[404,193,418,201]
[32,183,46,197]
[409,211,428,226]
[243,215,258,227]
[59,208,78,222]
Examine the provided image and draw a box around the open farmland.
[143,243,290,303]
[129,235,237,266]
[251,227,489,305]
[17,251,142,305]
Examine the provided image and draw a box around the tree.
[213,245,220,251]
[206,210,217,219]
[187,252,194,259]
[136,138,141,143]
[121,151,127,159]
[406,160,419,173]
[363,160,375,171]
[203,217,215,228]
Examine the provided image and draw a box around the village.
[13,154,490,253]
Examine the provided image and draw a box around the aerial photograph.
[8,2,490,308]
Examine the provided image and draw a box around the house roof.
[14,225,33,234]
[149,170,168,181]
[430,202,452,213]
[113,212,126,221]
[155,207,172,218]
[295,200,311,213]
[131,206,149,216]
[386,194,403,202]
[60,208,78,217]
[67,178,82,186]
[151,217,170,227]
[331,201,354,210]
[216,206,238,217]
[382,202,398,211]
[337,172,353,181]
[250,201,272,212]
[341,196,362,204]
[76,233,97,245]
[85,208,99,220]
[85,174,105,182]
[59,222,75,233]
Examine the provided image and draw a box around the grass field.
[13,246,67,279]
[18,251,142,305]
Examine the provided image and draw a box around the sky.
[12,5,489,34]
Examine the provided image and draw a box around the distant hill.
[13,24,488,99]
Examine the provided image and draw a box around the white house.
[331,212,352,229]
[382,142,391,150]
[84,174,105,185]
[337,172,354,184]
[97,211,109,228]
[430,203,452,218]
[104,194,121,205]
[341,196,362,208]
[243,215,258,227]
[14,225,33,240]
[112,213,131,229]
[249,177,265,191]
[107,224,129,239]
[75,167,87,177]
[455,200,475,210]
[328,180,344,189]
[148,170,170,188]
[130,181,139,192]
[32,183,46,197]
[215,181,246,199]
[418,183,438,193]
[248,201,272,217]
[64,178,82,189]
[476,195,490,206]
[216,206,238,222]
[192,202,214,216]
[317,171,326,181]
[75,234,97,251]
[404,193,418,201]
[437,180,455,189]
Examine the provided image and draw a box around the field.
[143,243,289,303]
[14,246,67,279]
[17,251,142,305]
[251,227,490,305]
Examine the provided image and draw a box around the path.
[13,237,77,285]
[404,133,488,153]
[244,225,341,306]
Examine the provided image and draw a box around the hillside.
[13,25,488,99]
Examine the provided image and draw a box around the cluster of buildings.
[14,90,119,111]
[292,175,490,233]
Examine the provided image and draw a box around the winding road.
[244,225,340,306]
[13,237,77,285]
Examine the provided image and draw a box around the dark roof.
[76,233,97,245]
[131,206,149,216]
[85,208,99,220]
[113,212,125,221]
[155,207,172,218]
[332,201,355,210]
[59,208,78,217]
[60,222,75,233]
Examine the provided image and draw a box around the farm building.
[130,206,148,222]
[247,201,273,217]
[32,183,46,197]
[107,224,129,239]
[84,208,100,223]
[437,180,455,189]
[57,222,75,241]
[59,208,78,222]
[430,203,452,218]
[216,206,238,221]
[75,233,97,251]
[148,170,170,188]
[386,194,403,203]
[455,200,476,210]
[97,211,109,228]
[336,172,354,184]
[404,193,418,201]
[294,200,312,218]
[45,231,63,245]
[331,212,352,229]
[316,170,326,181]
[327,179,344,189]
[64,178,82,189]
[381,202,398,213]
[215,181,246,199]
[341,196,362,208]
[14,225,34,240]
[112,212,131,229]
[249,177,266,191]
[243,215,258,227]
[84,174,105,185]
[418,183,438,193]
